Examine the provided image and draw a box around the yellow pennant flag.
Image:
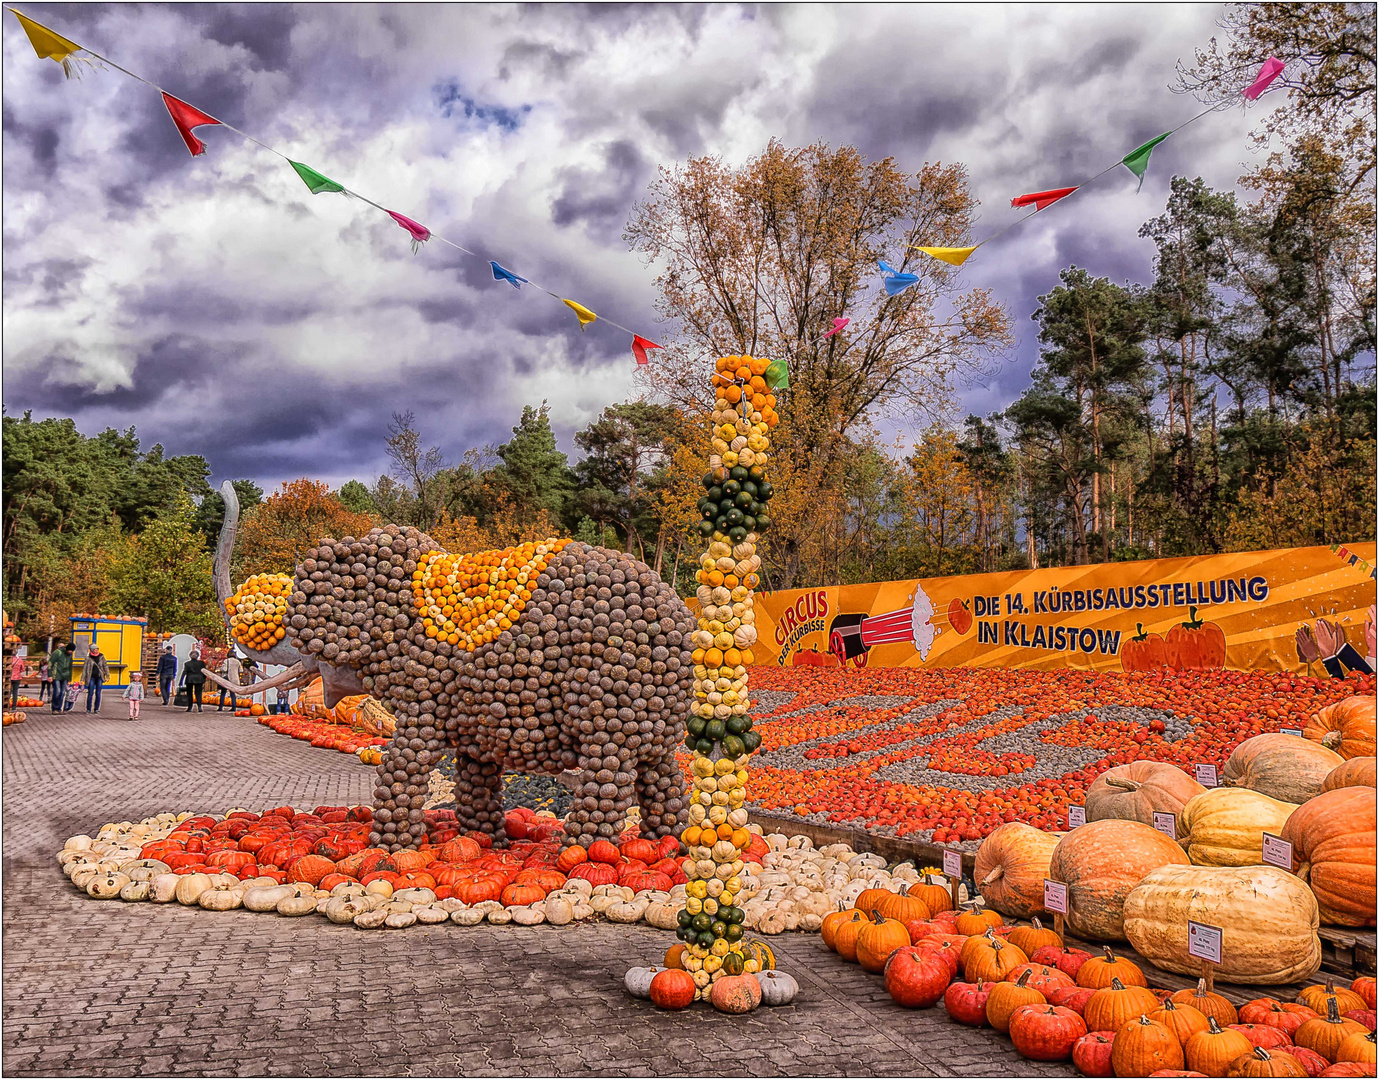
[913,245,978,267]
[11,9,83,72]
[562,299,597,330]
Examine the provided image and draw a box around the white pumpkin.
[119,880,152,902]
[276,894,318,917]
[353,908,388,929]
[624,966,663,999]
[174,873,213,905]
[414,905,450,924]
[450,907,485,926]
[199,885,242,911]
[545,896,575,926]
[384,911,417,928]
[243,885,293,912]
[511,905,545,926]
[150,873,180,903]
[759,970,799,1006]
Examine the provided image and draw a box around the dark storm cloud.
[4,3,1250,490]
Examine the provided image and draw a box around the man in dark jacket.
[84,643,110,713]
[156,646,178,705]
[48,643,73,714]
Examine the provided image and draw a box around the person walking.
[9,650,25,708]
[48,642,73,714]
[156,645,178,706]
[84,643,110,713]
[216,653,242,711]
[38,659,50,703]
[180,648,208,712]
[122,670,145,721]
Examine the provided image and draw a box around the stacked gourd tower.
[675,355,778,1001]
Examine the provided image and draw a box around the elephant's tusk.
[200,661,309,696]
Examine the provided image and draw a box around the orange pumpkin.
[288,854,336,886]
[663,943,688,970]
[962,936,1028,983]
[1296,999,1369,1064]
[1151,1000,1213,1047]
[822,905,862,952]
[1086,761,1206,832]
[833,911,869,963]
[1173,979,1240,1027]
[1305,697,1377,761]
[1186,1017,1255,1077]
[954,905,1003,937]
[856,911,911,974]
[856,887,895,916]
[1238,998,1319,1038]
[1336,1032,1378,1066]
[1049,818,1191,941]
[908,875,956,914]
[1087,977,1162,1034]
[1078,946,1149,989]
[1007,916,1062,957]
[648,968,696,1010]
[709,973,761,1014]
[877,886,931,925]
[986,969,1046,1033]
[973,822,1060,919]
[1166,606,1227,670]
[1323,758,1378,792]
[1114,1015,1188,1076]
[1281,787,1377,927]
[1225,1047,1310,1077]
[1299,982,1370,1018]
[1122,623,1170,671]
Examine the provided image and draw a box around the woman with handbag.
[180,648,208,713]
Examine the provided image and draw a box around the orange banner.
[751,544,1378,674]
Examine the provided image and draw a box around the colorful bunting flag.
[11,9,84,76]
[1121,132,1172,192]
[289,160,344,195]
[914,245,978,267]
[764,357,789,390]
[162,93,222,157]
[822,317,849,339]
[1244,57,1285,101]
[631,335,662,365]
[387,210,430,253]
[1011,187,1079,211]
[878,260,919,296]
[490,261,527,289]
[563,299,597,330]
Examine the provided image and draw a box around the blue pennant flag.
[491,261,528,289]
[878,259,919,296]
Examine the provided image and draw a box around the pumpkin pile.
[3,710,27,726]
[254,711,392,756]
[14,695,44,708]
[225,572,294,650]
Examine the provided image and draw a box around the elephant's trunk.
[213,480,239,642]
[201,661,314,696]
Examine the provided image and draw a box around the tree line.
[2,3,1371,640]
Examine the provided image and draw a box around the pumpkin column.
[674,355,776,1003]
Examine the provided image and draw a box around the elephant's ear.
[317,660,367,709]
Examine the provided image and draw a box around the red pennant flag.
[1011,187,1079,211]
[631,335,662,366]
[161,92,221,156]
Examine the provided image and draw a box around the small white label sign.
[1280,728,1303,737]
[1262,833,1293,869]
[943,849,962,877]
[1043,879,1068,914]
[1152,811,1177,839]
[1067,804,1087,829]
[1188,920,1223,964]
[1195,763,1219,787]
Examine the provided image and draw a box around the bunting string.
[7,7,662,363]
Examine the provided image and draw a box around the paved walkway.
[2,701,1072,1077]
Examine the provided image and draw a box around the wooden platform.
[748,811,1377,993]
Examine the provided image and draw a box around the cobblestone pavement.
[3,702,1073,1077]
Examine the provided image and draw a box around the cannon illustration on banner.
[826,583,947,667]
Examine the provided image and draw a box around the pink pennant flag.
[387,210,430,253]
[1244,57,1284,100]
[1011,187,1079,211]
[822,317,849,339]
[161,92,221,157]
[631,335,662,366]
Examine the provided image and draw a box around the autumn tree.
[105,495,221,637]
[232,478,378,576]
[386,410,448,531]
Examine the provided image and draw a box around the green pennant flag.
[764,357,789,390]
[290,160,345,195]
[1121,133,1171,193]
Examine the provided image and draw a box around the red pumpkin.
[1166,606,1227,670]
[588,839,620,865]
[913,937,963,979]
[944,980,993,1026]
[1040,946,1094,981]
[620,837,658,864]
[288,854,336,886]
[1316,1066,1376,1077]
[1073,1031,1118,1077]
[1276,1045,1333,1077]
[1231,1024,1299,1051]
[1049,985,1097,1017]
[1009,1003,1089,1062]
[568,862,619,887]
[1007,963,1076,997]
[884,946,952,1009]
[1345,1013,1377,1033]
[648,969,696,1010]
[1241,1000,1322,1039]
[1357,981,1378,1011]
[500,883,546,907]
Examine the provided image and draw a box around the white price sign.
[1188,920,1223,964]
[1043,879,1068,914]
[943,849,962,877]
[1280,727,1303,737]
[1152,811,1177,839]
[1067,804,1086,828]
[1195,763,1219,787]
[1261,833,1294,870]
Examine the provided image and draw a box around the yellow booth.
[70,614,146,691]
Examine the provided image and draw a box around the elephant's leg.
[452,751,507,847]
[565,735,638,848]
[633,750,688,840]
[369,729,428,853]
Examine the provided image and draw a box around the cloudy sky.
[3,3,1280,491]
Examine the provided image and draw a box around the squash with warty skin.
[1124,864,1321,985]
[1221,733,1344,805]
[1085,761,1205,837]
[974,822,1060,919]
[1048,818,1190,942]
[1280,787,1377,928]
[1179,788,1299,867]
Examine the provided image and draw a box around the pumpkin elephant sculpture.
[208,483,696,854]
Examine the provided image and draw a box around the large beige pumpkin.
[1048,819,1191,942]
[1221,733,1344,804]
[1085,761,1206,837]
[1124,864,1321,984]
[973,822,1060,920]
[1179,787,1298,866]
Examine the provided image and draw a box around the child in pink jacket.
[122,671,145,721]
